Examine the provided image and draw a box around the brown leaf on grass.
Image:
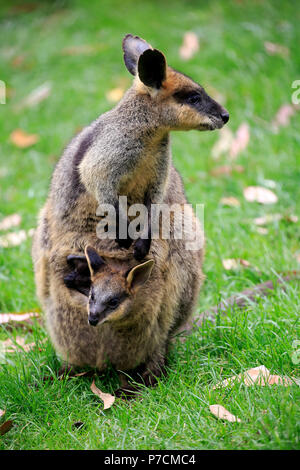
[229,123,250,160]
[0,228,34,248]
[106,87,125,103]
[257,227,269,235]
[179,32,199,60]
[286,214,298,223]
[264,41,289,58]
[222,258,250,270]
[16,82,52,110]
[0,312,39,325]
[209,405,241,423]
[11,54,26,68]
[210,165,244,177]
[271,104,298,132]
[90,380,115,410]
[0,214,21,231]
[254,213,298,226]
[213,365,296,389]
[220,196,240,207]
[61,44,104,56]
[10,129,39,148]
[1,336,35,353]
[211,127,234,159]
[243,186,278,204]
[0,420,13,436]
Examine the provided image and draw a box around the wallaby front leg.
[133,192,152,260]
[114,353,167,400]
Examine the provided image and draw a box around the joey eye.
[107,298,119,309]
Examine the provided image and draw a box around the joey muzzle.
[88,303,107,326]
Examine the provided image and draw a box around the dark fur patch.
[72,131,94,195]
[41,216,51,249]
[138,49,166,89]
[173,86,224,119]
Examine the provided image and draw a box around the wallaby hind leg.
[115,353,167,399]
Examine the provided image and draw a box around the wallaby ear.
[122,34,152,76]
[84,246,105,277]
[138,49,166,89]
[126,259,154,290]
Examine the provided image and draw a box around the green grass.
[0,0,299,450]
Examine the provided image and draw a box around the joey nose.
[88,315,99,327]
[221,111,229,124]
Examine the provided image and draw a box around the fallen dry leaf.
[294,253,300,263]
[16,82,52,110]
[213,365,296,389]
[1,336,35,353]
[61,44,103,56]
[0,214,21,231]
[254,213,298,226]
[210,165,244,177]
[209,405,241,423]
[286,214,298,223]
[229,123,250,160]
[271,104,298,132]
[254,213,282,225]
[106,87,125,103]
[264,41,289,58]
[179,32,199,60]
[10,129,39,148]
[0,420,13,436]
[222,258,250,270]
[220,196,240,207]
[0,228,34,247]
[0,312,39,325]
[257,227,269,235]
[90,380,115,410]
[211,127,234,159]
[243,186,278,204]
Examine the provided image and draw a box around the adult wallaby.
[32,33,228,266]
[32,34,228,392]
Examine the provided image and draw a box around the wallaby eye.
[187,94,200,104]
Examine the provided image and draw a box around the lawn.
[0,0,299,450]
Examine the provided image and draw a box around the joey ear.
[84,246,105,276]
[126,259,154,290]
[67,254,88,271]
[138,49,166,89]
[122,34,152,76]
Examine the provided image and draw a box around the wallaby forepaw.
[133,238,151,261]
[116,237,133,249]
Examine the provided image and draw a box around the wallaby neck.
[112,88,170,149]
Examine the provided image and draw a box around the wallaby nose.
[221,111,229,124]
